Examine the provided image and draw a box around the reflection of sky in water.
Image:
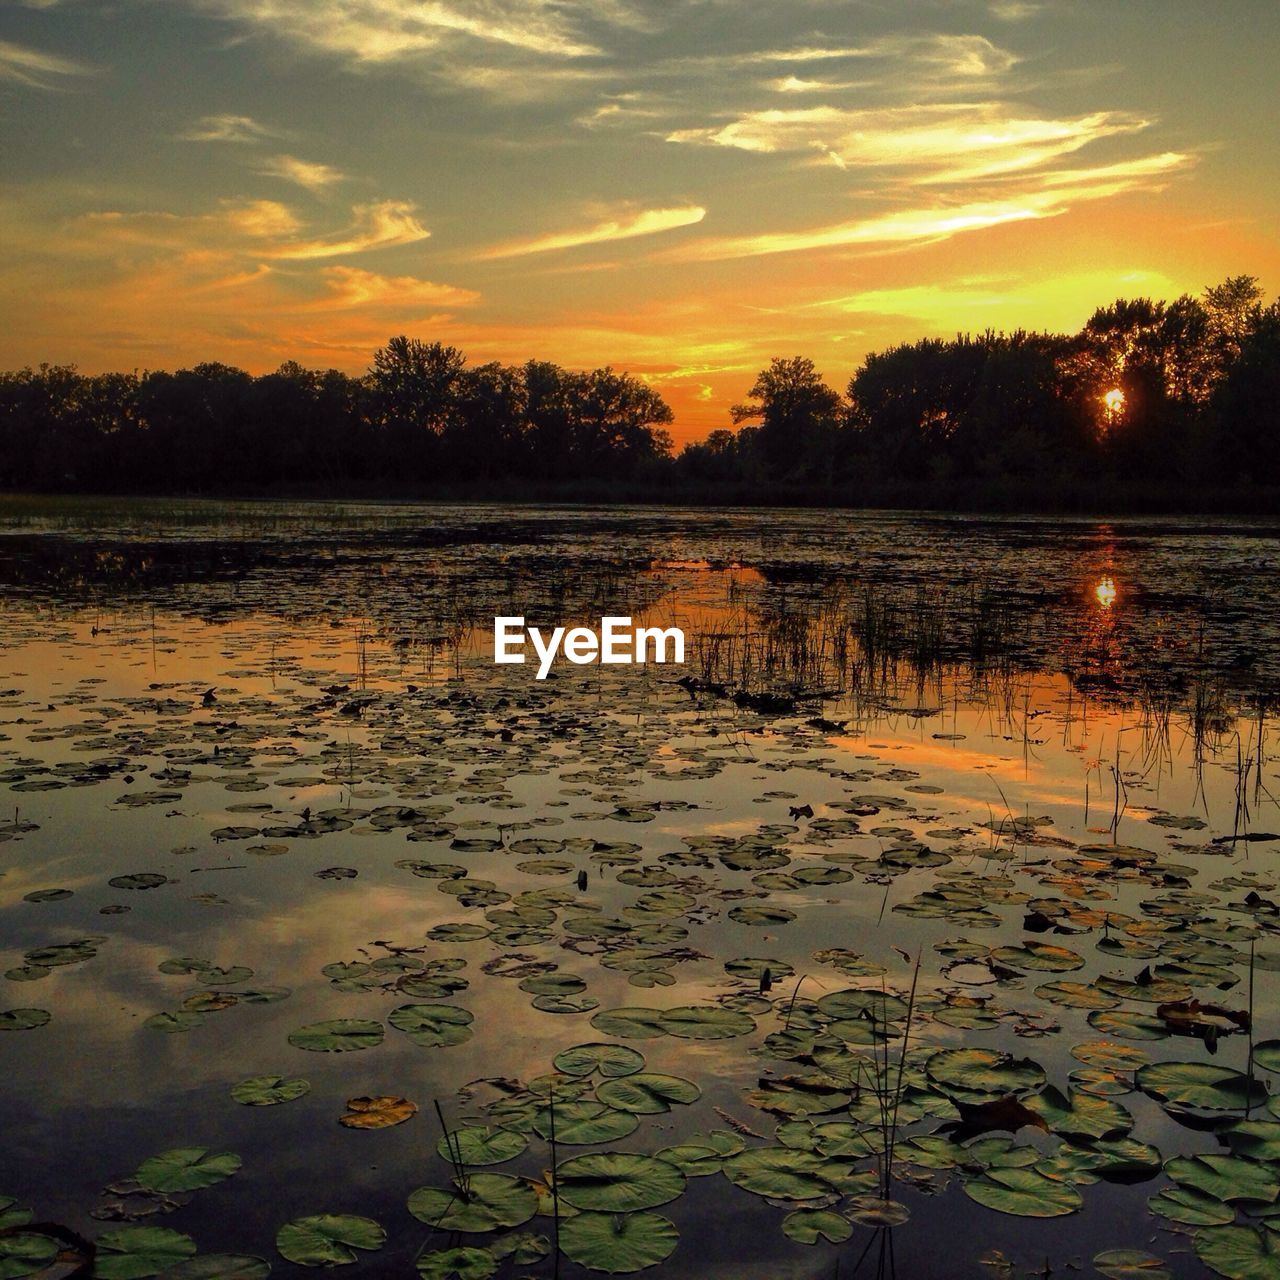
[1,533,1278,1277]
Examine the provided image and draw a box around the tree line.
[0,276,1276,502]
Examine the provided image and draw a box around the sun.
[1095,576,1117,609]
[1103,388,1125,417]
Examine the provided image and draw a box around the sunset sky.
[2,0,1278,442]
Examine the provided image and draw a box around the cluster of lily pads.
[3,532,1280,1280]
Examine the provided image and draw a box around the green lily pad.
[558,1210,678,1274]
[1148,1185,1235,1227]
[93,1226,197,1279]
[531,1103,639,1145]
[0,1009,50,1031]
[589,1009,668,1040]
[1166,1154,1280,1205]
[162,1258,272,1279]
[1253,1041,1280,1073]
[415,1248,496,1280]
[723,1147,835,1201]
[387,1004,473,1048]
[1092,1249,1170,1279]
[555,1152,686,1212]
[553,1043,647,1078]
[658,1006,755,1040]
[407,1174,537,1232]
[1137,1061,1268,1111]
[782,1209,852,1244]
[144,1011,205,1034]
[135,1147,241,1193]
[925,1048,1046,1101]
[276,1214,385,1267]
[436,1128,527,1167]
[0,1232,57,1279]
[1194,1226,1280,1279]
[595,1074,700,1115]
[963,1167,1083,1217]
[288,1019,384,1053]
[231,1074,310,1106]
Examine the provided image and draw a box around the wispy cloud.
[181,113,279,144]
[477,205,706,259]
[256,155,347,193]
[194,0,607,63]
[270,200,430,259]
[668,103,1148,184]
[666,154,1192,261]
[72,196,429,261]
[315,266,478,309]
[0,38,93,90]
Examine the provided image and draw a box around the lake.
[2,499,1279,1280]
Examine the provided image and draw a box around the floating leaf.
[288,1019,384,1053]
[658,1006,755,1040]
[555,1153,685,1212]
[388,1004,473,1048]
[415,1248,497,1280]
[162,1257,271,1279]
[595,1074,700,1115]
[552,1043,646,1079]
[231,1074,310,1106]
[1148,1185,1235,1227]
[436,1127,527,1166]
[1137,1062,1268,1112]
[926,1049,1045,1102]
[0,1009,50,1031]
[94,1226,197,1278]
[0,1232,57,1278]
[962,1168,1082,1217]
[723,1147,835,1201]
[136,1147,241,1193]
[407,1174,537,1232]
[782,1209,851,1244]
[1194,1226,1280,1279]
[339,1096,417,1129]
[276,1214,385,1267]
[531,1103,638,1146]
[1092,1249,1170,1280]
[558,1210,678,1274]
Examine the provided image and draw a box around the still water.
[2,501,1279,1280]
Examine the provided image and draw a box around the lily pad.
[595,1074,700,1115]
[558,1210,678,1274]
[276,1214,386,1267]
[231,1075,310,1106]
[135,1147,241,1193]
[288,1020,384,1053]
[555,1152,686,1212]
[1136,1062,1268,1111]
[94,1226,197,1278]
[407,1174,537,1232]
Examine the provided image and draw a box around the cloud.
[315,266,478,309]
[477,205,706,258]
[0,38,94,90]
[69,196,430,261]
[193,0,607,64]
[270,200,430,259]
[181,113,279,144]
[256,155,348,192]
[668,103,1148,184]
[666,154,1191,261]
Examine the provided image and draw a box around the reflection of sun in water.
[1095,576,1117,609]
[1103,388,1125,417]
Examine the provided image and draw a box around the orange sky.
[2,1,1278,443]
